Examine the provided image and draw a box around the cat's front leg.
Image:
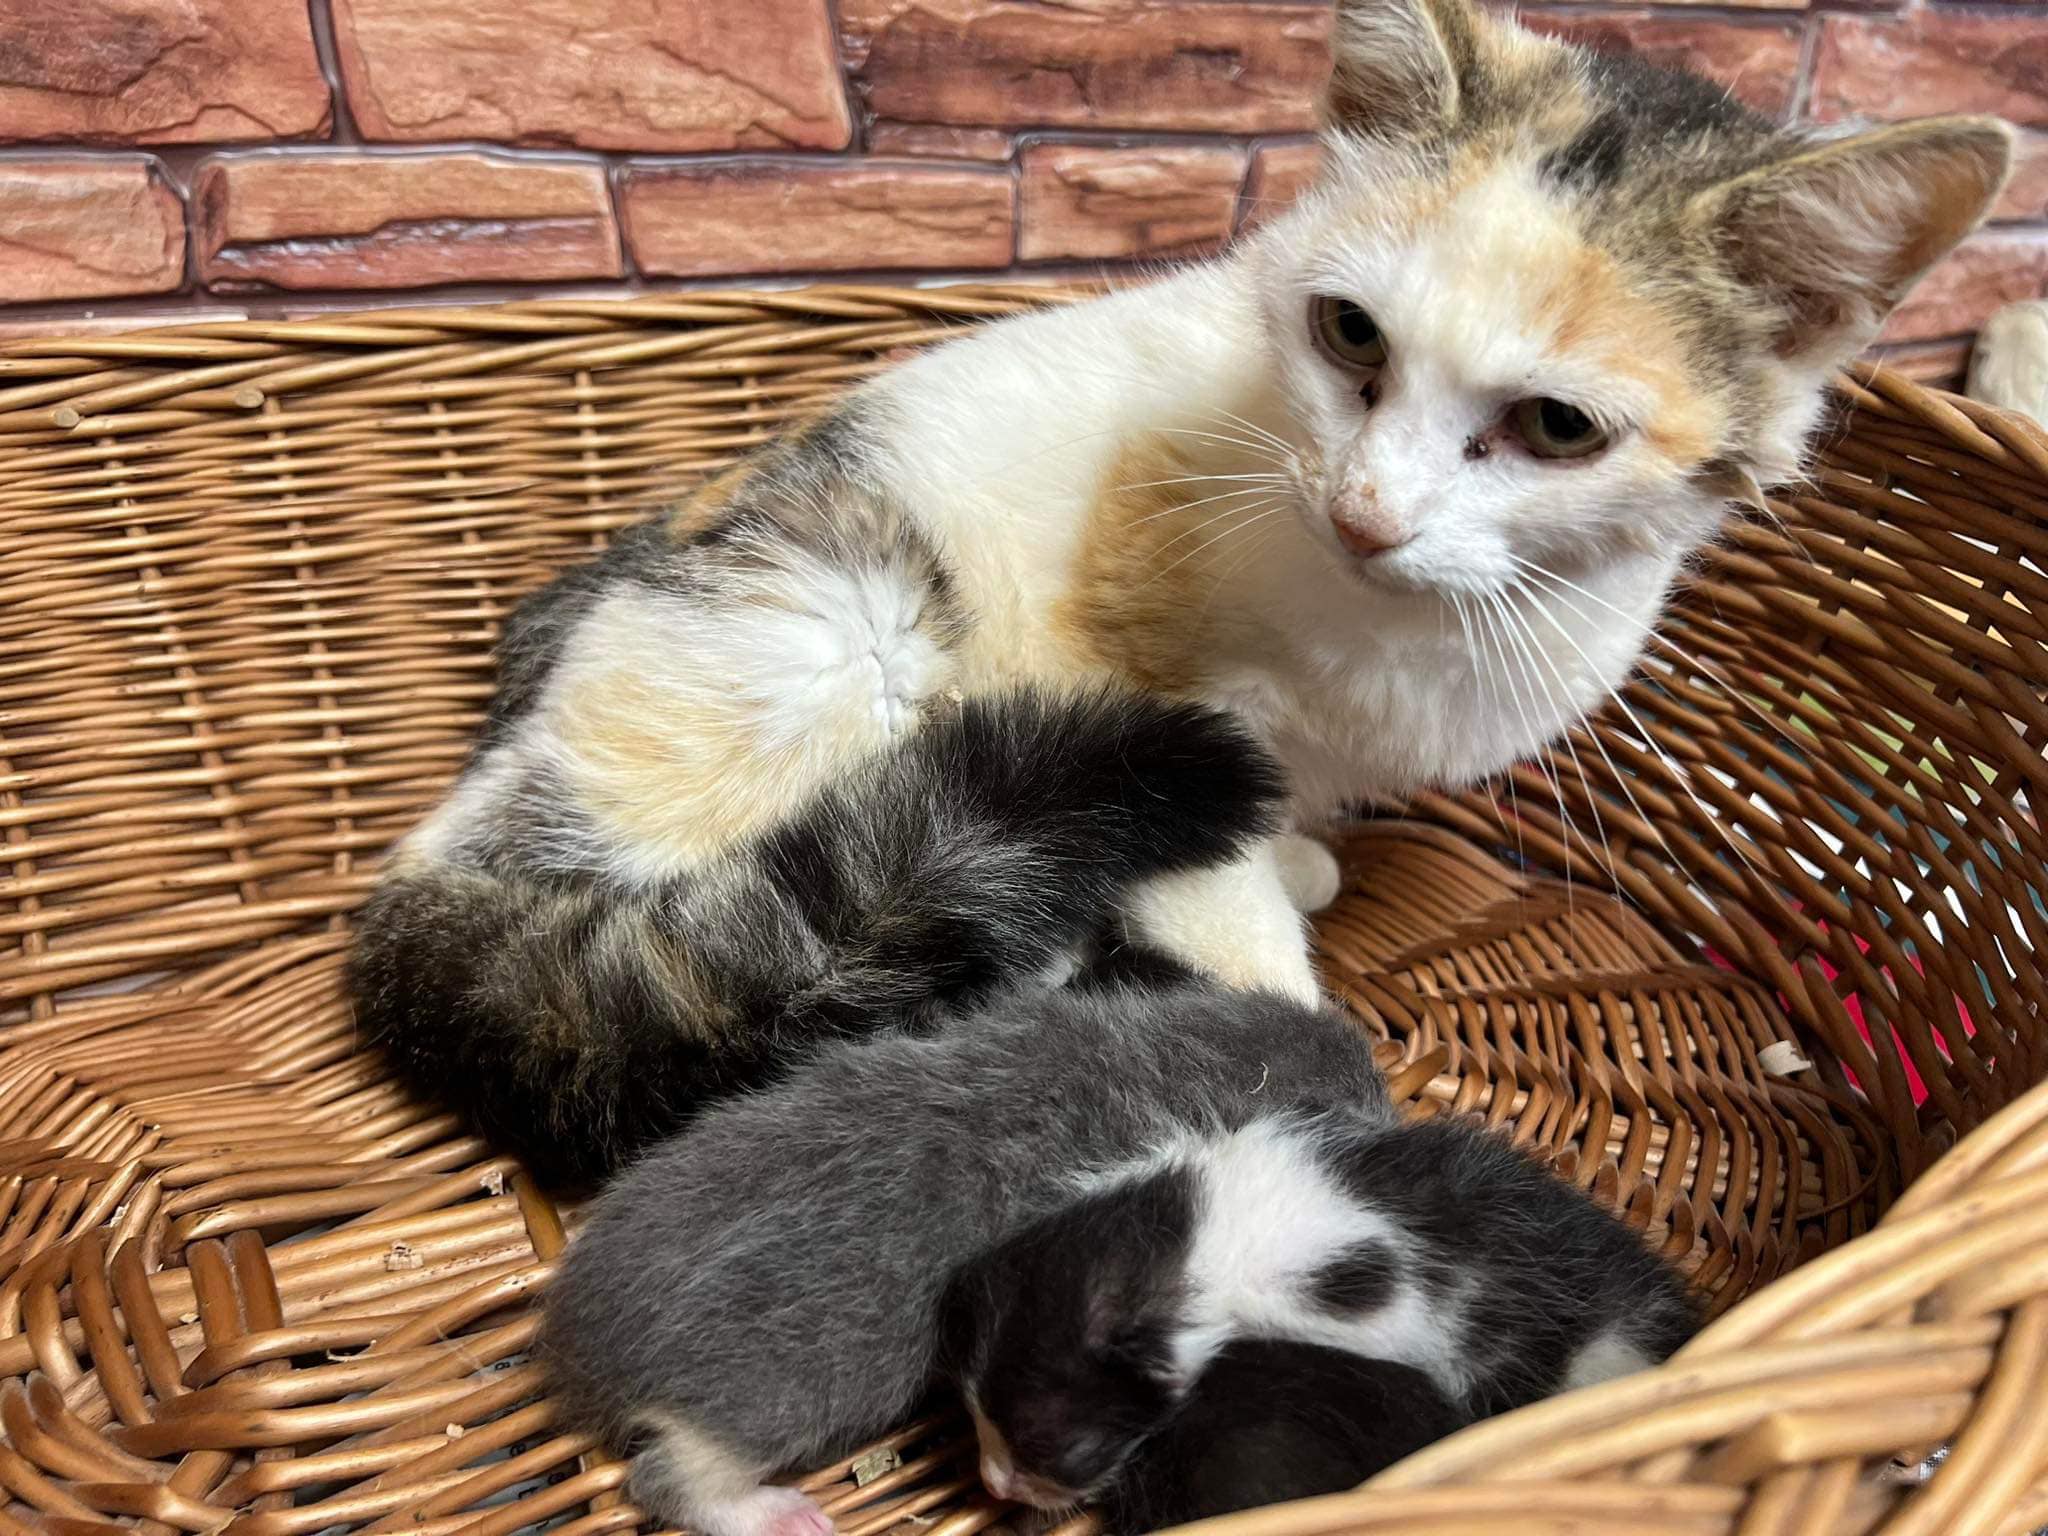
[1126,835,1320,1003]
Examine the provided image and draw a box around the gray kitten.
[542,977,1387,1536]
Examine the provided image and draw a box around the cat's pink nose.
[1331,487,1410,558]
[1333,517,1411,558]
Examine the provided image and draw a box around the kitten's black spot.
[1307,1240,1399,1315]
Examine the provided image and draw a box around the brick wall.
[0,0,2042,383]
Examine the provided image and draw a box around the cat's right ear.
[1323,0,1476,137]
[1686,116,2014,364]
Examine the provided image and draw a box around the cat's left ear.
[1688,116,2014,364]
[1323,0,1479,137]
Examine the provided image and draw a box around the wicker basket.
[0,288,2043,1536]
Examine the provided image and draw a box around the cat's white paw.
[1274,833,1342,913]
[700,1486,835,1536]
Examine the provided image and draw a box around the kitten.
[541,979,1392,1536]
[355,0,2012,1175]
[944,1112,1696,1508]
[1101,1341,1470,1532]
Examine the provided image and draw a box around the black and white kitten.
[542,979,1690,1536]
[943,1109,1698,1509]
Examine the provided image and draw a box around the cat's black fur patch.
[1307,1239,1399,1315]
[351,688,1285,1188]
[1103,1341,1470,1533]
[1544,50,1765,193]
[1320,1117,1698,1415]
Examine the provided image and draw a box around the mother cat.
[352,0,2010,1183]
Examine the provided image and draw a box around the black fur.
[1320,1116,1700,1416]
[939,1170,1199,1499]
[946,1109,1698,1505]
[351,688,1285,1187]
[1103,1342,1470,1533]
[1307,1239,1399,1315]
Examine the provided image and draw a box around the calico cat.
[541,976,1393,1536]
[353,0,2013,1177]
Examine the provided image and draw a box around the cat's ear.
[1323,0,1476,137]
[1688,116,2014,364]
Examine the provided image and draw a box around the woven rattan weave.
[0,287,2043,1536]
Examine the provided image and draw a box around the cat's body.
[946,1110,1697,1510]
[352,0,2012,1178]
[540,980,1392,1536]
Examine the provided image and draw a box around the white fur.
[1274,832,1343,913]
[1561,1327,1656,1392]
[541,549,950,883]
[1125,839,1319,1003]
[634,1412,834,1536]
[1159,1119,1473,1402]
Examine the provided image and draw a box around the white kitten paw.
[1274,833,1342,913]
[700,1486,835,1536]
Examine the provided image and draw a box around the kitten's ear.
[1688,116,2014,363]
[1323,0,1475,136]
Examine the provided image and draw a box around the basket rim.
[5,285,2042,477]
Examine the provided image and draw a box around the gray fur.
[541,981,1391,1498]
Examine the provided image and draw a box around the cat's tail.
[349,688,1285,1186]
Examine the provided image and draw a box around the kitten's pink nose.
[979,1457,1017,1501]
[1331,487,1410,558]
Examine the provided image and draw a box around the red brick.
[1020,143,1245,263]
[331,0,851,152]
[1879,233,2048,343]
[1241,140,1323,231]
[620,161,1013,277]
[0,0,329,144]
[0,159,185,303]
[1811,14,2048,127]
[866,123,1015,161]
[841,0,1329,134]
[194,153,623,292]
[1997,132,2048,223]
[1520,12,1803,118]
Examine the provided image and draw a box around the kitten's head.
[939,1167,1197,1509]
[1255,0,2012,596]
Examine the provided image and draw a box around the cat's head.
[940,1167,1197,1509]
[1252,0,2012,596]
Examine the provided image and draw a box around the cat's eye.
[1310,296,1388,371]
[1512,397,1610,460]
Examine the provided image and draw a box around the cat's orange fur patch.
[1539,240,1721,467]
[664,461,756,541]
[1051,436,1273,693]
